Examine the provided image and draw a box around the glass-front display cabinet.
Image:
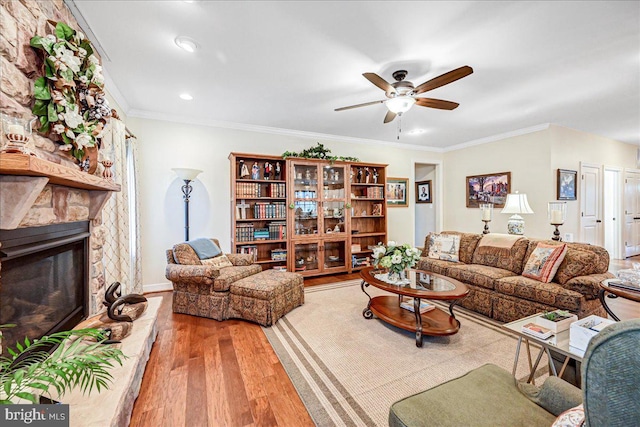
[288,159,349,275]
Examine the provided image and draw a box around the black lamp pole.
[181,179,194,241]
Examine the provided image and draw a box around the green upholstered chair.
[389,318,640,427]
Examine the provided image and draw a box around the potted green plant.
[535,310,578,333]
[1,325,125,404]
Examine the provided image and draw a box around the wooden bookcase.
[229,153,288,270]
[229,153,387,276]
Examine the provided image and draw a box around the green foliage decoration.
[0,325,125,404]
[30,21,112,162]
[282,143,359,163]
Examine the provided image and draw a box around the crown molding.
[126,109,445,153]
[443,123,551,152]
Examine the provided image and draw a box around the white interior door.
[580,164,602,245]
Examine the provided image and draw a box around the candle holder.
[480,203,493,234]
[548,202,567,241]
[1,114,36,155]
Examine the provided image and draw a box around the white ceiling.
[70,1,640,150]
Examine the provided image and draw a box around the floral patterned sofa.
[165,239,304,326]
[417,232,613,322]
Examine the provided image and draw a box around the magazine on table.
[521,322,554,339]
[400,298,435,314]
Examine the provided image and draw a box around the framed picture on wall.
[386,177,408,207]
[466,172,510,208]
[557,169,577,200]
[416,180,432,204]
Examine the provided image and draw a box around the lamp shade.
[172,168,202,181]
[385,96,416,114]
[500,193,534,214]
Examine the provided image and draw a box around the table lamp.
[500,192,534,235]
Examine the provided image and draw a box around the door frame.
[603,166,623,259]
[412,160,442,248]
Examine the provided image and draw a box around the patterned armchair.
[165,239,261,320]
[389,318,640,426]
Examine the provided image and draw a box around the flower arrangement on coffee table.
[30,20,111,163]
[372,241,421,284]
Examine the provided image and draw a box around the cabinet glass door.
[323,240,347,271]
[293,242,320,274]
[293,164,319,236]
[321,165,346,235]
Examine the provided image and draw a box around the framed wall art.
[386,177,408,207]
[416,180,432,204]
[557,169,577,200]
[466,172,510,208]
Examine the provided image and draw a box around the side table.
[502,313,584,384]
[599,279,640,321]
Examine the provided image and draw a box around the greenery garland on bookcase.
[282,143,359,163]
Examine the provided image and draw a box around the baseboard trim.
[143,282,173,294]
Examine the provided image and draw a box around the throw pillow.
[201,254,233,269]
[522,243,568,283]
[551,404,585,427]
[428,234,461,262]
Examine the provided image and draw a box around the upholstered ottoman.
[228,270,304,326]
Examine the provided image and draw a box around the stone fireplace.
[0,153,120,347]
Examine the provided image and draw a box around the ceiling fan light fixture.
[175,36,198,53]
[385,96,416,114]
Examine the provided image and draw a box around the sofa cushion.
[495,276,584,311]
[422,231,482,264]
[471,236,529,274]
[522,243,567,283]
[555,244,610,285]
[446,264,516,290]
[213,264,262,292]
[563,272,615,300]
[416,257,458,275]
[428,233,461,262]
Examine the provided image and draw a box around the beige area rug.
[263,280,549,427]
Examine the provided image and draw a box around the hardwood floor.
[130,265,640,426]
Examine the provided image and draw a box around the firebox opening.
[0,221,90,355]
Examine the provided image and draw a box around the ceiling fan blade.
[363,73,396,94]
[415,98,460,110]
[414,66,473,95]
[335,100,385,112]
[383,110,396,123]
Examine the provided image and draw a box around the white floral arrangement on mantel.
[372,241,421,284]
[30,20,111,163]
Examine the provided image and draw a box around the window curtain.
[100,118,142,294]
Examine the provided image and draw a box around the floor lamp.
[172,168,202,241]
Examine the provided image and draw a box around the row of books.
[237,245,258,261]
[254,202,287,219]
[235,224,256,242]
[352,255,371,268]
[236,182,286,198]
[268,222,287,240]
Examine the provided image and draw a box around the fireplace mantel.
[0,153,121,230]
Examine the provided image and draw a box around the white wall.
[443,129,553,237]
[549,125,637,240]
[127,117,443,287]
[442,124,637,242]
[414,164,437,246]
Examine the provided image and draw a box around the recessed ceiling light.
[175,36,198,53]
[407,129,427,135]
[179,93,193,101]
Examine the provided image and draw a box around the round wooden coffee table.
[599,279,640,321]
[360,267,469,347]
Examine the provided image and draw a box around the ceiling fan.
[335,66,473,123]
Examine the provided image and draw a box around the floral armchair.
[165,238,261,320]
